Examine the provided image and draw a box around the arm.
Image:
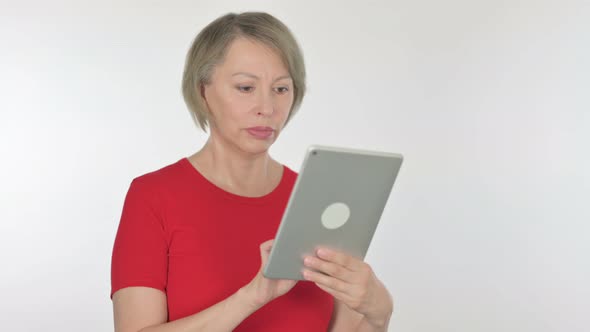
[354,317,392,332]
[303,248,394,332]
[113,285,259,332]
[352,279,393,332]
[327,298,392,332]
[112,240,298,332]
[327,298,364,332]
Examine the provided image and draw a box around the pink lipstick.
[246,126,274,139]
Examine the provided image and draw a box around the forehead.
[220,37,288,74]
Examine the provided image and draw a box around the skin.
[113,37,393,332]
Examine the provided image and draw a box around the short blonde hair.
[182,12,306,132]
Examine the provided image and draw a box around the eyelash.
[237,86,290,94]
[237,86,253,93]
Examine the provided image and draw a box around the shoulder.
[120,159,188,225]
[282,163,298,179]
[122,158,188,208]
[281,164,299,188]
[130,158,186,191]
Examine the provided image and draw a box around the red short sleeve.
[110,178,168,298]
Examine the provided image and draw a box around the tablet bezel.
[263,145,403,280]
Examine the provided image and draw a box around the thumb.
[259,239,274,266]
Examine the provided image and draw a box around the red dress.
[111,158,334,331]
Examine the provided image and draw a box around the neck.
[189,132,282,197]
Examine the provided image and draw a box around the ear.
[199,84,214,119]
[200,84,207,101]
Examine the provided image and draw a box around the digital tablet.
[263,145,404,280]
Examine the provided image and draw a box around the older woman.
[111,12,393,332]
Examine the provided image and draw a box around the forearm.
[354,292,393,332]
[354,315,392,332]
[356,280,393,332]
[138,287,259,332]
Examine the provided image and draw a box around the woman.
[111,12,393,332]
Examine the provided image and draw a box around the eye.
[237,86,254,93]
[275,86,290,94]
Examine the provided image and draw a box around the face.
[201,37,295,156]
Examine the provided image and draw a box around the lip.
[246,126,275,139]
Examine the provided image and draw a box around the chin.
[238,136,277,156]
[242,141,273,155]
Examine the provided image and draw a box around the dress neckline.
[180,157,290,205]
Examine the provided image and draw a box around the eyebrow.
[231,72,292,82]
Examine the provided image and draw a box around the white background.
[1,0,589,331]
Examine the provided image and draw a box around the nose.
[256,90,274,116]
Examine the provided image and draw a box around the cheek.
[212,90,249,120]
[225,97,257,123]
[280,94,294,108]
[277,95,295,117]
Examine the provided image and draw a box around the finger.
[303,256,355,282]
[259,240,274,266]
[316,247,364,271]
[302,269,350,294]
[260,240,274,257]
[260,239,274,251]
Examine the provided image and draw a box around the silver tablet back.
[263,145,403,280]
